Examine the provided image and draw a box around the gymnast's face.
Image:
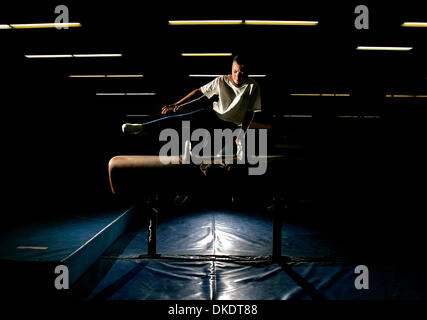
[231,61,248,87]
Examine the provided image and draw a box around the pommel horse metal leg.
[272,195,282,261]
[140,194,160,257]
[271,193,290,262]
[148,207,158,256]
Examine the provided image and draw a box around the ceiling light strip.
[70,75,105,78]
[189,74,266,77]
[356,46,413,51]
[10,22,81,29]
[283,114,313,118]
[401,22,427,27]
[386,94,427,98]
[70,75,142,78]
[244,20,318,26]
[96,93,156,96]
[169,20,243,25]
[337,115,380,119]
[96,93,125,95]
[290,93,350,96]
[182,53,233,57]
[25,54,122,58]
[73,54,122,58]
[105,75,143,78]
[168,20,318,26]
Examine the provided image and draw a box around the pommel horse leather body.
[108,155,300,197]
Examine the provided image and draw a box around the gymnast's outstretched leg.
[122,106,209,135]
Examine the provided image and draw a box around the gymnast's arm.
[161,88,204,114]
[240,111,255,132]
[235,111,255,144]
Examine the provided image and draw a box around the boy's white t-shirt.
[200,75,261,125]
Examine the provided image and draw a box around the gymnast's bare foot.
[122,123,144,135]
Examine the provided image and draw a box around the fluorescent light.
[169,20,243,25]
[26,54,122,59]
[169,19,318,26]
[96,93,156,96]
[244,20,318,26]
[73,54,122,58]
[182,53,233,57]
[10,22,81,29]
[386,94,427,98]
[337,115,380,119]
[25,54,73,58]
[71,75,143,78]
[105,74,143,78]
[0,24,12,29]
[125,92,156,95]
[389,94,414,98]
[283,114,313,118]
[291,93,320,96]
[401,22,427,27]
[96,93,125,95]
[189,74,222,77]
[189,74,266,78]
[70,75,105,78]
[356,46,413,51]
[291,93,350,96]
